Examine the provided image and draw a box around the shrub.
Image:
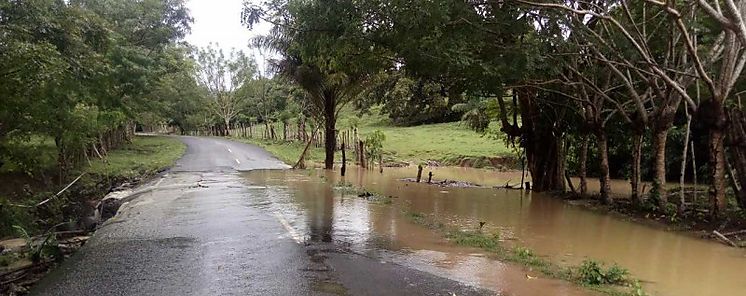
[0,197,36,238]
[576,260,629,285]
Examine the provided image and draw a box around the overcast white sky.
[185,0,271,71]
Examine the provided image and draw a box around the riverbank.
[560,192,746,248]
[0,135,185,294]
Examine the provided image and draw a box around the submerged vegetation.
[405,210,644,296]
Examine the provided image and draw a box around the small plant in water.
[576,260,629,286]
[514,247,534,260]
[407,211,426,223]
[511,247,549,268]
[631,280,648,296]
[448,231,500,250]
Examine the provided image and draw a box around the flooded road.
[32,137,493,296]
[244,166,746,296]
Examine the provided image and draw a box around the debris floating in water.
[400,178,481,188]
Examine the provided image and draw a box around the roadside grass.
[81,135,185,178]
[404,210,646,296]
[236,137,332,166]
[0,135,185,238]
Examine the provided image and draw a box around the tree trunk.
[597,131,612,204]
[630,132,643,205]
[283,122,288,141]
[416,165,423,183]
[679,109,692,214]
[358,140,366,169]
[579,135,589,195]
[54,135,66,184]
[324,97,336,170]
[515,89,566,192]
[651,127,669,208]
[224,118,230,136]
[341,142,346,177]
[709,128,727,219]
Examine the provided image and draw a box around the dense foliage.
[0,0,194,178]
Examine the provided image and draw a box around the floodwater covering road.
[31,136,508,296]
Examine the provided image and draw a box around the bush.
[576,260,629,285]
[0,197,36,238]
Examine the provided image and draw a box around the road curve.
[31,136,489,296]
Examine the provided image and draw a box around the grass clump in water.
[405,211,427,225]
[447,230,500,250]
[509,247,553,270]
[576,260,629,286]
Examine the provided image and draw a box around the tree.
[1,0,194,177]
[520,0,746,217]
[195,44,257,135]
[244,0,386,169]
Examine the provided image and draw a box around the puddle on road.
[242,167,746,296]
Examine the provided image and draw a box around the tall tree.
[195,45,257,135]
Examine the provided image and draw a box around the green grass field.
[343,107,515,163]
[240,107,515,167]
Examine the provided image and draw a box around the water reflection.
[243,167,746,296]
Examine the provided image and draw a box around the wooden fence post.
[341,142,346,177]
[416,165,423,183]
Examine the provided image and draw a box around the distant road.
[32,136,487,296]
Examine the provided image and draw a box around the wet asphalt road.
[31,136,491,296]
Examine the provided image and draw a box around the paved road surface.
[32,136,489,296]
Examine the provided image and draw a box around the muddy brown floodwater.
[243,166,746,296]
